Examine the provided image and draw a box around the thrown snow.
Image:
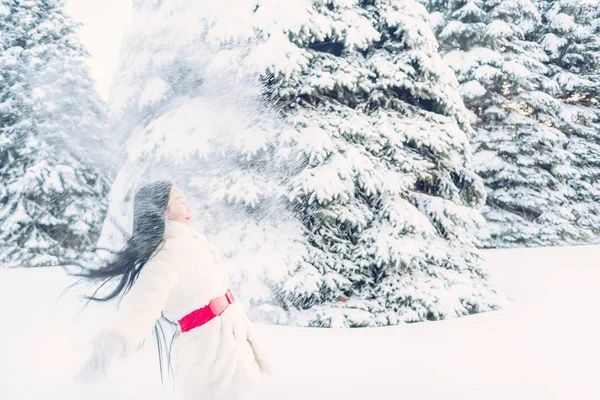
[1,245,599,399]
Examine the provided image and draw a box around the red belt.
[178,289,235,333]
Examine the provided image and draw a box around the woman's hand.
[75,332,127,383]
[247,331,273,375]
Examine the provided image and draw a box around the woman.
[76,181,270,400]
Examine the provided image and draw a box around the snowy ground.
[1,245,599,399]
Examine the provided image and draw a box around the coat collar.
[163,220,201,240]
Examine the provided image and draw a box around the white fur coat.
[85,220,269,400]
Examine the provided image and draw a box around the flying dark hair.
[76,180,173,301]
[73,180,177,384]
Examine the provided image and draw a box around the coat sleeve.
[238,304,272,374]
[104,240,182,355]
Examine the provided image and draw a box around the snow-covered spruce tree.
[532,0,600,242]
[0,0,110,268]
[101,0,299,324]
[261,0,505,326]
[104,0,503,327]
[423,0,582,247]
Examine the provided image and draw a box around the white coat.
[81,220,269,400]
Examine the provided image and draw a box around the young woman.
[76,181,270,400]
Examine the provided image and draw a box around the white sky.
[65,0,133,100]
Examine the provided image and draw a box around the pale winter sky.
[65,0,133,100]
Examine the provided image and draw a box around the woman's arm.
[238,305,272,374]
[76,241,182,381]
[108,241,182,353]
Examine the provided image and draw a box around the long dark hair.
[77,180,172,301]
[74,180,178,384]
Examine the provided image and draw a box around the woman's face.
[165,186,192,225]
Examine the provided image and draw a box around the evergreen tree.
[264,0,506,326]
[0,0,110,268]
[101,0,294,324]
[105,0,503,327]
[424,0,582,247]
[532,0,600,242]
